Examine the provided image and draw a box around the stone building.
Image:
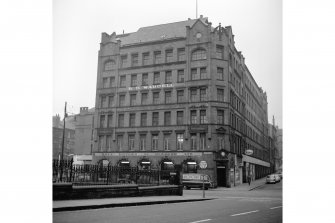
[73,107,95,155]
[52,114,75,160]
[92,16,270,187]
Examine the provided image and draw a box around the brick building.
[92,16,270,187]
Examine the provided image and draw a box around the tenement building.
[92,16,270,187]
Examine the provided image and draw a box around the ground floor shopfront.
[92,151,270,188]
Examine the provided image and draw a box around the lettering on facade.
[128,84,173,91]
[94,152,210,157]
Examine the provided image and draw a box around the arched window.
[104,60,116,71]
[191,49,207,61]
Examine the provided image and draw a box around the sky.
[53,0,282,127]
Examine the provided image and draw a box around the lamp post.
[60,102,67,182]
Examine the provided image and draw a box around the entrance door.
[217,166,227,187]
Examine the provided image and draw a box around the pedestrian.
[247,175,251,186]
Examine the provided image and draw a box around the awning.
[187,162,197,165]
[164,161,174,165]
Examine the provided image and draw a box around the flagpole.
[60,101,67,181]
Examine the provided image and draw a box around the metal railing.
[53,159,180,186]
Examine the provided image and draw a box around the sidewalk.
[213,177,266,191]
[53,178,266,212]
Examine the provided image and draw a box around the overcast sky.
[53,0,282,127]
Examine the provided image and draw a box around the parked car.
[276,172,283,180]
[182,173,213,190]
[266,174,278,184]
[273,174,281,183]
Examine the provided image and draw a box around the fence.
[53,160,180,186]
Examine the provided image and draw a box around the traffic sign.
[199,161,207,169]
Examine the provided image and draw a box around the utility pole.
[196,0,198,19]
[60,101,67,181]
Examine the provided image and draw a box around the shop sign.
[245,149,253,156]
[128,84,173,91]
[94,152,204,157]
[199,161,207,169]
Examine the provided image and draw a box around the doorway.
[217,165,227,187]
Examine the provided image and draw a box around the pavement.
[53,177,266,212]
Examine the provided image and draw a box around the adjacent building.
[92,16,271,187]
[52,114,76,160]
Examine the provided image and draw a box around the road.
[54,181,282,223]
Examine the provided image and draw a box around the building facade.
[92,16,270,187]
[52,115,75,160]
[73,107,95,155]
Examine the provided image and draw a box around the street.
[53,181,282,223]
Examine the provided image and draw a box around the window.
[153,92,160,104]
[119,95,125,107]
[142,73,148,86]
[229,53,233,67]
[118,114,124,127]
[177,70,184,83]
[99,136,104,151]
[217,89,224,102]
[104,60,115,70]
[190,110,197,124]
[108,95,114,107]
[177,111,184,125]
[140,135,146,151]
[217,67,224,80]
[216,45,224,59]
[101,95,107,108]
[130,94,136,106]
[121,55,127,68]
[100,115,105,128]
[177,48,185,61]
[165,71,172,83]
[200,133,206,150]
[110,77,115,87]
[128,135,135,151]
[200,88,206,101]
[217,110,224,124]
[129,113,136,127]
[177,90,184,103]
[191,134,197,150]
[165,49,173,63]
[190,89,197,102]
[152,134,158,151]
[152,112,159,126]
[141,92,148,105]
[103,77,109,88]
[120,75,126,87]
[131,54,138,66]
[191,49,206,61]
[164,111,171,125]
[218,133,224,150]
[153,72,160,85]
[107,114,113,128]
[200,110,207,124]
[141,113,147,126]
[165,91,171,104]
[106,135,112,151]
[177,133,184,150]
[131,74,137,87]
[154,51,161,64]
[200,67,207,79]
[117,135,123,151]
[164,134,170,151]
[142,52,149,65]
[191,68,198,80]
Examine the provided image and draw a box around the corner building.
[92,16,270,187]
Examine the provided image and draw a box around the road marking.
[270,206,282,209]
[188,219,212,223]
[231,210,259,217]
